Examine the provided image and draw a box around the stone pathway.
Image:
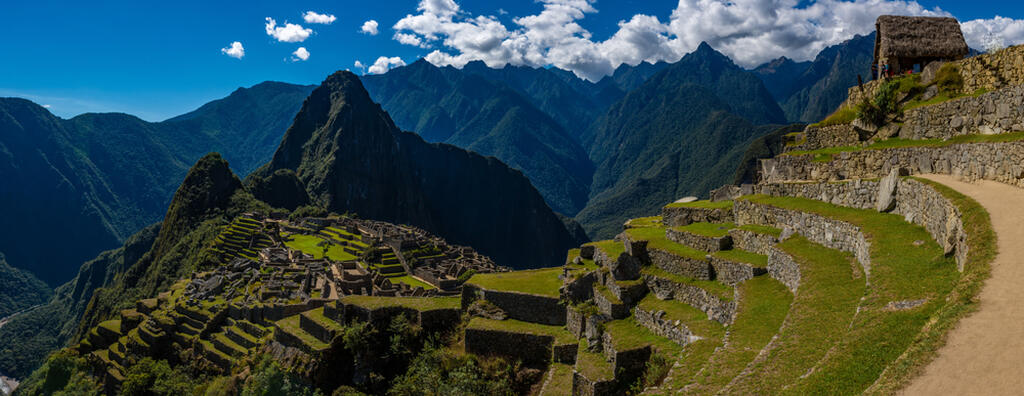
[902,175,1024,395]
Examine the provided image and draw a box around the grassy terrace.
[587,240,625,259]
[712,249,768,267]
[323,227,369,248]
[784,131,1024,159]
[284,234,358,262]
[467,317,576,345]
[626,216,663,228]
[624,227,706,261]
[860,177,996,394]
[303,307,345,331]
[736,224,783,237]
[640,265,733,301]
[732,195,960,394]
[540,363,574,396]
[672,222,736,238]
[604,317,679,352]
[275,315,329,351]
[466,268,563,298]
[682,275,793,394]
[575,341,614,381]
[340,295,460,311]
[383,274,436,290]
[664,200,733,210]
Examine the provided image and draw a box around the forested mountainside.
[253,71,584,269]
[361,61,594,215]
[0,83,312,287]
[754,33,876,123]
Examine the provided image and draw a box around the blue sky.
[1,0,1021,121]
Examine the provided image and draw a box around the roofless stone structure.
[873,15,969,75]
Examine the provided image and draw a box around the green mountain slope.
[361,60,593,215]
[0,82,311,287]
[254,71,585,269]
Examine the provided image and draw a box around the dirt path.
[902,175,1024,395]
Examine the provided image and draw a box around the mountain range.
[0,31,879,379]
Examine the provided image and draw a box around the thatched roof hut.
[873,15,969,74]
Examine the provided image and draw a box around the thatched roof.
[874,15,968,63]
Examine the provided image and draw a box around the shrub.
[856,79,900,127]
[934,63,964,95]
[812,107,858,127]
[241,355,319,396]
[121,358,196,396]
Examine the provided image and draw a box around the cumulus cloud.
[368,56,406,74]
[221,41,245,59]
[354,60,367,71]
[304,11,336,24]
[265,17,313,42]
[392,0,1024,81]
[361,20,380,35]
[292,47,310,61]
[961,16,1024,53]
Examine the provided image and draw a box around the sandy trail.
[902,175,1024,395]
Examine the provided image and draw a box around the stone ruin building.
[874,15,969,76]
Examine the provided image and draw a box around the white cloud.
[292,47,310,61]
[265,17,313,43]
[961,16,1024,53]
[304,11,336,24]
[361,20,380,35]
[391,0,1024,81]
[354,60,366,71]
[42,104,51,108]
[368,56,406,74]
[221,41,245,59]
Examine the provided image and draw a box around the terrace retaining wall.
[733,199,872,280]
[661,206,733,227]
[642,274,736,325]
[462,284,567,326]
[756,178,968,270]
[901,84,1024,139]
[633,304,692,347]
[464,327,554,366]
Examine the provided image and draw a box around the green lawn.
[385,274,436,290]
[575,341,615,381]
[784,131,1024,159]
[604,317,680,353]
[340,295,460,311]
[733,195,960,394]
[664,200,733,210]
[685,275,793,394]
[540,363,575,396]
[302,307,345,332]
[712,249,769,267]
[284,234,358,262]
[587,239,625,259]
[626,216,664,228]
[672,222,736,238]
[736,224,783,237]
[274,315,328,351]
[467,268,563,297]
[467,317,576,345]
[625,227,707,261]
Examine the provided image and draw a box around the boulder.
[876,168,900,212]
[710,185,742,202]
[579,245,595,260]
[920,61,945,85]
[921,84,939,101]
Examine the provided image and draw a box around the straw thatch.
[873,15,969,65]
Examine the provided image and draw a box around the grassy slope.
[735,195,961,394]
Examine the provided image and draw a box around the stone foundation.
[666,228,732,252]
[633,304,692,346]
[642,274,736,325]
[662,206,732,227]
[734,199,872,279]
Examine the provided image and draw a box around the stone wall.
[766,247,802,293]
[572,372,617,396]
[901,84,1024,139]
[709,256,766,286]
[733,199,872,279]
[661,206,732,227]
[633,304,692,346]
[464,328,554,366]
[763,142,1024,189]
[728,229,778,256]
[844,79,887,110]
[785,125,860,153]
[463,284,567,326]
[666,228,732,252]
[756,178,968,270]
[649,249,712,280]
[642,274,736,325]
[959,45,1024,94]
